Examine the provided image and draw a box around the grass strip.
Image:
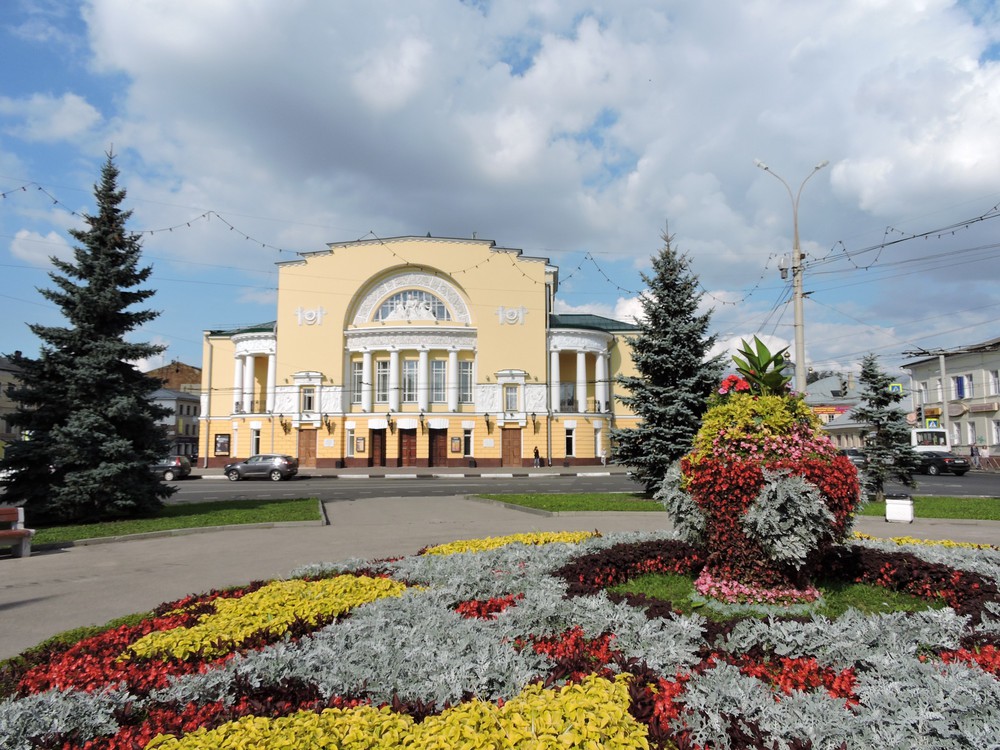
[857,495,1000,521]
[477,492,663,512]
[30,498,322,545]
[611,572,947,621]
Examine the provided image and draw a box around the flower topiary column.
[658,338,860,603]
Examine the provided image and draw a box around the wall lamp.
[278,415,291,434]
[323,415,335,434]
[419,411,425,429]
[386,412,395,433]
[530,412,538,427]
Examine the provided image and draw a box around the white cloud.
[10,229,72,265]
[0,93,101,142]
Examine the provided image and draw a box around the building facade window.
[504,384,519,412]
[351,361,363,404]
[993,420,1000,445]
[402,360,418,402]
[953,376,965,400]
[463,428,473,456]
[951,421,961,446]
[346,427,355,457]
[251,428,261,455]
[375,361,390,403]
[560,383,575,412]
[300,386,315,412]
[375,290,451,321]
[431,360,446,403]
[565,428,575,456]
[968,422,977,447]
[459,361,473,403]
[990,370,1000,397]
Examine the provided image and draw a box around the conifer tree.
[853,352,920,503]
[1,153,173,523]
[611,229,725,493]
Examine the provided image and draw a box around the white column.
[418,348,430,411]
[447,349,459,412]
[362,350,373,412]
[550,349,561,412]
[242,354,255,413]
[343,350,352,410]
[233,355,245,413]
[389,349,400,412]
[595,351,608,412]
[265,353,277,412]
[576,351,587,413]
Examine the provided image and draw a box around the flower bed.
[1,531,999,749]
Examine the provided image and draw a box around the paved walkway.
[2,480,998,660]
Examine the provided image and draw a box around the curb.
[195,470,623,481]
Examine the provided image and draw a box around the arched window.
[375,290,452,322]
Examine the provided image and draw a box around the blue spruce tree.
[611,230,724,493]
[1,153,173,523]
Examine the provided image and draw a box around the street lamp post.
[754,159,829,393]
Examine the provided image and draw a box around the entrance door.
[501,427,521,467]
[399,429,417,467]
[297,428,317,468]
[428,429,448,467]
[369,429,386,467]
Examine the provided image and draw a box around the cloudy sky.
[2,0,999,380]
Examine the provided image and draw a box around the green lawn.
[857,495,1000,521]
[481,492,1000,520]
[30,498,322,545]
[477,492,663,513]
[611,572,947,621]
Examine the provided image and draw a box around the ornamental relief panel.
[233,333,277,357]
[345,328,477,351]
[474,384,501,413]
[548,330,611,354]
[353,272,472,325]
[524,384,548,412]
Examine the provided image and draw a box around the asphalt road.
[165,471,1000,505]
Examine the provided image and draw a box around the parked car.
[224,454,299,481]
[150,455,192,482]
[917,451,970,476]
[838,448,867,469]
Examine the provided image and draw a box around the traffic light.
[915,405,923,424]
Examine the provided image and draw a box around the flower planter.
[884,494,914,523]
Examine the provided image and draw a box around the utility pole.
[754,159,829,393]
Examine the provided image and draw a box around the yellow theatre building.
[198,236,641,469]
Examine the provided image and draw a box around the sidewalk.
[189,463,631,480]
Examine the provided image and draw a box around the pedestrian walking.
[971,444,981,469]
[533,447,541,468]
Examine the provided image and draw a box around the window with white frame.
[951,421,961,446]
[559,383,575,411]
[990,370,1000,397]
[346,427,355,457]
[993,419,1000,445]
[565,427,575,456]
[459,361,473,403]
[351,361,363,404]
[300,386,315,412]
[953,375,966,399]
[251,428,261,455]
[965,374,974,399]
[504,384,519,412]
[402,360,418,402]
[463,428,473,456]
[968,422,977,447]
[375,361,389,403]
[431,360,446,402]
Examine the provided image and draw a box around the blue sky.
[2,0,1000,379]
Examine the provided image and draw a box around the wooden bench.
[0,506,35,558]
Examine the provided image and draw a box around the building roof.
[150,387,200,400]
[802,374,861,406]
[206,321,277,337]
[549,313,639,332]
[903,336,1000,366]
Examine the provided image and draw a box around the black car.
[918,451,970,476]
[224,454,299,481]
[150,455,192,482]
[838,448,867,469]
